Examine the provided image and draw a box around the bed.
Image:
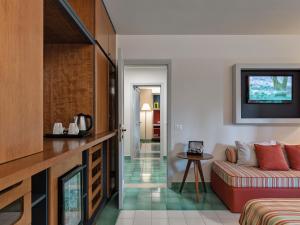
[239,199,300,225]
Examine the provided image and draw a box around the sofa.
[211,145,300,213]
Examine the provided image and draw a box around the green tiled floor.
[125,158,167,184]
[135,142,161,158]
[94,194,120,225]
[124,158,226,210]
[123,185,226,210]
[94,157,226,225]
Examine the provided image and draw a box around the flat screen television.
[247,75,293,103]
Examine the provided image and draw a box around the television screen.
[247,75,293,103]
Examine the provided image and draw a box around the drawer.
[0,179,31,225]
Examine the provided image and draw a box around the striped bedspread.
[239,199,300,225]
[212,160,300,188]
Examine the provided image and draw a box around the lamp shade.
[141,103,152,111]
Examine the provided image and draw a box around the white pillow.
[235,140,276,166]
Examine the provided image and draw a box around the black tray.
[44,132,91,138]
[187,151,203,156]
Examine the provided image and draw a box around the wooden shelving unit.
[0,0,118,224]
[88,143,103,219]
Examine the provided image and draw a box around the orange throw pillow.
[254,144,289,170]
[225,147,237,163]
[285,145,300,170]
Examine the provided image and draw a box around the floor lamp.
[141,103,152,140]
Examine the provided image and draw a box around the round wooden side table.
[177,152,213,200]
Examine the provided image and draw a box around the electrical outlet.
[175,124,183,130]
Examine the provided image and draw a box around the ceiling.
[103,0,300,35]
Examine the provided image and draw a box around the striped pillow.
[225,147,237,163]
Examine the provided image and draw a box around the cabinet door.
[95,0,109,54]
[95,47,109,134]
[0,0,43,164]
[108,22,116,65]
[87,143,103,218]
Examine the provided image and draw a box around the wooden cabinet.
[0,0,43,164]
[95,47,109,134]
[108,22,117,65]
[95,0,116,64]
[68,0,117,65]
[0,0,118,224]
[95,0,109,54]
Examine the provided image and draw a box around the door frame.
[124,59,172,187]
[130,83,164,160]
[131,85,141,159]
[118,48,125,209]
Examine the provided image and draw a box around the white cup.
[68,123,79,135]
[53,123,64,135]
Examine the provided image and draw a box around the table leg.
[179,160,192,193]
[194,161,200,201]
[197,160,207,192]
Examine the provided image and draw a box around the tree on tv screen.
[249,76,292,102]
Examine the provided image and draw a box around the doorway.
[123,65,168,194]
[132,85,161,159]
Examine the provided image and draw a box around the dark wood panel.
[0,0,43,164]
[44,44,94,133]
[44,0,94,43]
[95,47,109,134]
[108,136,118,196]
[109,63,118,131]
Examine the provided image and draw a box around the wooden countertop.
[0,131,117,190]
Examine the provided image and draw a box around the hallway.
[125,157,167,188]
[136,142,161,158]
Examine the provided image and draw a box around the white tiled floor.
[116,210,240,225]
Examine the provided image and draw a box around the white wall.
[124,66,167,157]
[119,35,300,182]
